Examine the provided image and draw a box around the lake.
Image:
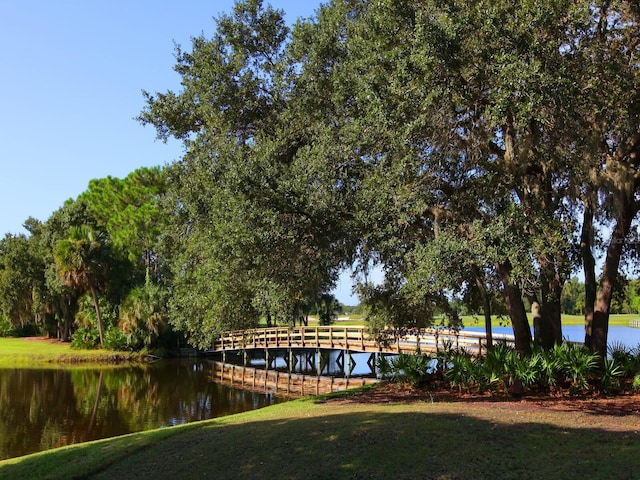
[0,359,284,461]
[464,325,640,349]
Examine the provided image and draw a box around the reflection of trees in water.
[0,360,281,460]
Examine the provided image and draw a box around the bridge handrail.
[211,325,513,355]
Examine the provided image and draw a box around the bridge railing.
[211,326,513,356]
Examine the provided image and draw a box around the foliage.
[314,293,341,326]
[599,358,625,395]
[71,327,99,350]
[2,0,640,356]
[0,233,44,329]
[377,352,433,386]
[425,341,617,395]
[80,167,167,281]
[139,0,351,346]
[358,279,458,344]
[103,327,130,351]
[54,226,109,347]
[118,281,167,349]
[0,315,12,336]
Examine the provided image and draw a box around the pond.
[463,325,640,349]
[3,325,638,462]
[0,359,284,461]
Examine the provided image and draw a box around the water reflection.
[0,360,283,461]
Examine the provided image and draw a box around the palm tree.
[316,293,342,326]
[118,278,166,348]
[54,226,107,347]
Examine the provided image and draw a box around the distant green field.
[262,313,638,329]
[0,337,142,367]
[461,314,636,328]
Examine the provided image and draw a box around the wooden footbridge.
[209,325,514,357]
[207,326,513,397]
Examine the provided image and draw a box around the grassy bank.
[0,390,638,480]
[0,337,144,367]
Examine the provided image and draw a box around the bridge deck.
[209,326,515,357]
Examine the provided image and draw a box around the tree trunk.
[530,298,543,344]
[581,201,597,348]
[541,298,562,347]
[89,285,105,347]
[498,263,532,356]
[534,254,564,348]
[59,297,72,342]
[589,206,633,358]
[471,265,492,350]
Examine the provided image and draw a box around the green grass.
[0,391,637,480]
[0,337,143,367]
[461,314,637,328]
[259,314,637,330]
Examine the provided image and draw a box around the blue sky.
[0,1,363,304]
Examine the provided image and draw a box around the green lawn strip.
[0,422,189,479]
[1,394,638,480]
[0,338,143,367]
[461,314,636,328]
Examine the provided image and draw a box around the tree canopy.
[1,0,639,357]
[142,0,639,355]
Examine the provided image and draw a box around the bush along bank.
[378,341,640,397]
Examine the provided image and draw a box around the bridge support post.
[316,349,321,376]
[336,350,345,374]
[346,351,356,377]
[367,353,377,376]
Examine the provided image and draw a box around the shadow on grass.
[2,406,638,480]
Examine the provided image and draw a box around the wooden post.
[336,350,344,373]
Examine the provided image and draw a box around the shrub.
[71,326,99,349]
[553,343,598,392]
[0,316,11,337]
[103,327,131,351]
[446,351,477,392]
[377,353,433,386]
[599,358,624,394]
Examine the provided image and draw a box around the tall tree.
[54,226,108,347]
[290,0,589,353]
[139,0,352,346]
[577,1,640,357]
[81,167,167,281]
[0,233,43,330]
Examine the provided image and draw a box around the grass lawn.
[0,337,142,367]
[461,313,637,328]
[0,389,638,480]
[255,313,638,330]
